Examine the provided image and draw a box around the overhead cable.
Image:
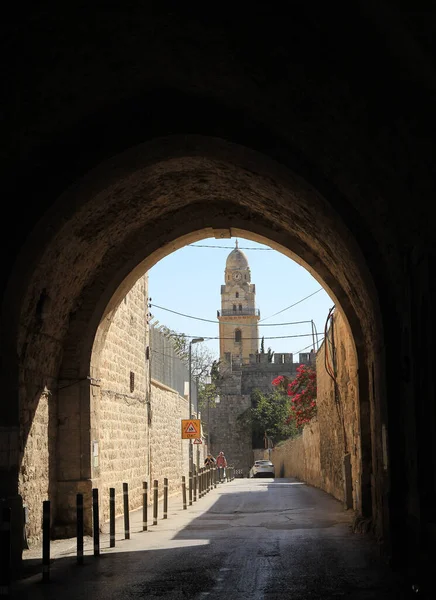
[149,302,316,327]
[188,244,272,250]
[259,288,324,322]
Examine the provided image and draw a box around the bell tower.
[218,240,260,363]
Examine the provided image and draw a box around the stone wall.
[259,309,360,510]
[149,379,192,497]
[92,275,201,524]
[93,276,149,522]
[254,420,321,486]
[316,308,361,509]
[18,389,54,543]
[209,393,253,475]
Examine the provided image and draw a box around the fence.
[150,326,197,402]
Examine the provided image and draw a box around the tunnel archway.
[5,134,389,554]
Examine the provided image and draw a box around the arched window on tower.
[239,304,242,311]
[235,292,239,298]
[233,304,236,312]
[235,329,242,342]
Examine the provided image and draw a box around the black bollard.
[0,507,11,595]
[109,488,115,548]
[92,488,100,556]
[189,471,193,506]
[42,500,50,582]
[76,494,84,564]
[163,478,168,519]
[142,482,148,531]
[123,483,130,540]
[182,476,187,510]
[153,480,158,525]
[213,466,217,488]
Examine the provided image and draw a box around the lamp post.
[189,338,204,476]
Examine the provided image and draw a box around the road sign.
[193,438,202,444]
[181,419,201,439]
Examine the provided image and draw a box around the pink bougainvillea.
[272,364,317,428]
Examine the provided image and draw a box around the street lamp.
[189,337,204,476]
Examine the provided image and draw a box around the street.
[11,478,405,599]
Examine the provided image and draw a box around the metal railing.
[217,308,260,317]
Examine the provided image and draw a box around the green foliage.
[249,388,301,446]
[267,347,274,362]
[260,336,265,353]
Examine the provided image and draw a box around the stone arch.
[4,134,388,542]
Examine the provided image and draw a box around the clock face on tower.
[232,271,242,281]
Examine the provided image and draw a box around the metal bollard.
[77,494,84,564]
[182,476,187,510]
[109,488,115,547]
[92,489,100,556]
[193,469,197,502]
[214,466,217,488]
[189,471,193,506]
[153,480,158,525]
[0,507,11,595]
[163,478,168,519]
[142,482,148,531]
[200,468,204,498]
[123,483,130,540]
[42,500,50,582]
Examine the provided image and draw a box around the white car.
[249,459,275,478]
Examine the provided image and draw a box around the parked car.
[249,459,275,478]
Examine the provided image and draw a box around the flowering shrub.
[272,364,317,428]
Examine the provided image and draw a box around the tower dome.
[226,239,249,270]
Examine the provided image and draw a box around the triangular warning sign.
[181,418,201,439]
[184,421,197,434]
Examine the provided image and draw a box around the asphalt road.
[11,478,408,599]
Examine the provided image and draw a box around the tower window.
[233,304,236,312]
[239,304,242,311]
[235,329,242,342]
[235,292,239,298]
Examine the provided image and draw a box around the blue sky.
[148,237,335,361]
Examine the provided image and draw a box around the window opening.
[130,371,135,393]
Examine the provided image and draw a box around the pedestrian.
[204,453,216,467]
[216,451,227,482]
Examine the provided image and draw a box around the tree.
[272,363,317,428]
[267,347,274,363]
[158,326,216,383]
[260,336,265,354]
[238,388,301,447]
[197,360,221,412]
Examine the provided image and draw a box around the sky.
[148,237,335,362]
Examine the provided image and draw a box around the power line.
[150,303,314,327]
[294,337,325,354]
[188,244,273,250]
[197,333,318,340]
[259,288,324,322]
